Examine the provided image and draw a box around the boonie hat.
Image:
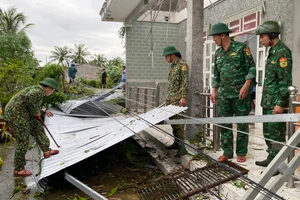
[162,46,180,56]
[40,78,58,90]
[208,22,232,36]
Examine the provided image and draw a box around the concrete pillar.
[186,0,204,139]
[293,0,300,89]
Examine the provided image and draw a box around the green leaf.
[108,185,119,196]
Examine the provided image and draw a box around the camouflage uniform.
[261,40,292,159]
[212,40,256,157]
[4,85,50,171]
[166,59,189,142]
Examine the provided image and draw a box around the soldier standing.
[255,21,292,167]
[4,78,60,177]
[209,23,256,163]
[162,46,189,157]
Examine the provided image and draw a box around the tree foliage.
[105,57,124,87]
[0,59,33,106]
[0,7,70,108]
[49,46,71,67]
[0,32,36,65]
[118,25,126,47]
[0,6,34,35]
[90,53,107,68]
[71,44,90,64]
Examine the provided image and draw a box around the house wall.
[124,0,297,110]
[177,19,187,60]
[125,21,179,109]
[203,0,294,50]
[126,21,178,80]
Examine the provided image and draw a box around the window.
[225,8,261,36]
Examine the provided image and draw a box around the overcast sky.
[0,0,124,65]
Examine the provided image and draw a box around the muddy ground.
[0,138,164,200]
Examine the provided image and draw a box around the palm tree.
[90,54,107,68]
[110,57,124,67]
[49,46,71,67]
[70,44,90,64]
[0,7,34,35]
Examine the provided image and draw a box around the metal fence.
[200,86,300,188]
[129,83,160,113]
[198,91,220,151]
[129,84,300,188]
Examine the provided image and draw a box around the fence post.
[213,103,220,151]
[155,82,160,107]
[136,87,139,112]
[287,85,298,188]
[129,86,132,109]
[144,88,148,113]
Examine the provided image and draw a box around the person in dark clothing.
[68,63,77,83]
[101,68,107,88]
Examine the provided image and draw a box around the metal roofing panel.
[37,105,187,190]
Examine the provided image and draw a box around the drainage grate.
[137,161,248,200]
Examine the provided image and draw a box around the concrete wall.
[125,21,178,80]
[125,21,179,108]
[64,64,100,81]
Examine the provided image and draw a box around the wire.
[122,93,300,151]
[72,81,223,199]
[68,81,286,199]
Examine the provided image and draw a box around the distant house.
[65,64,100,81]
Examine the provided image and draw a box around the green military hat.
[208,22,232,36]
[40,78,58,90]
[162,46,180,56]
[255,21,280,35]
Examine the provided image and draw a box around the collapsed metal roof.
[36,103,187,191]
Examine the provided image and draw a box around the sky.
[0,0,124,66]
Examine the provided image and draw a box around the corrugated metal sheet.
[58,100,123,115]
[58,84,124,114]
[37,105,187,191]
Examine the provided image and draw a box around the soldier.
[162,46,189,157]
[255,21,292,167]
[4,78,60,177]
[209,23,256,163]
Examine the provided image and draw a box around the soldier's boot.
[174,146,188,158]
[255,155,273,167]
[166,142,179,150]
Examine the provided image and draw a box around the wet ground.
[0,138,163,200]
